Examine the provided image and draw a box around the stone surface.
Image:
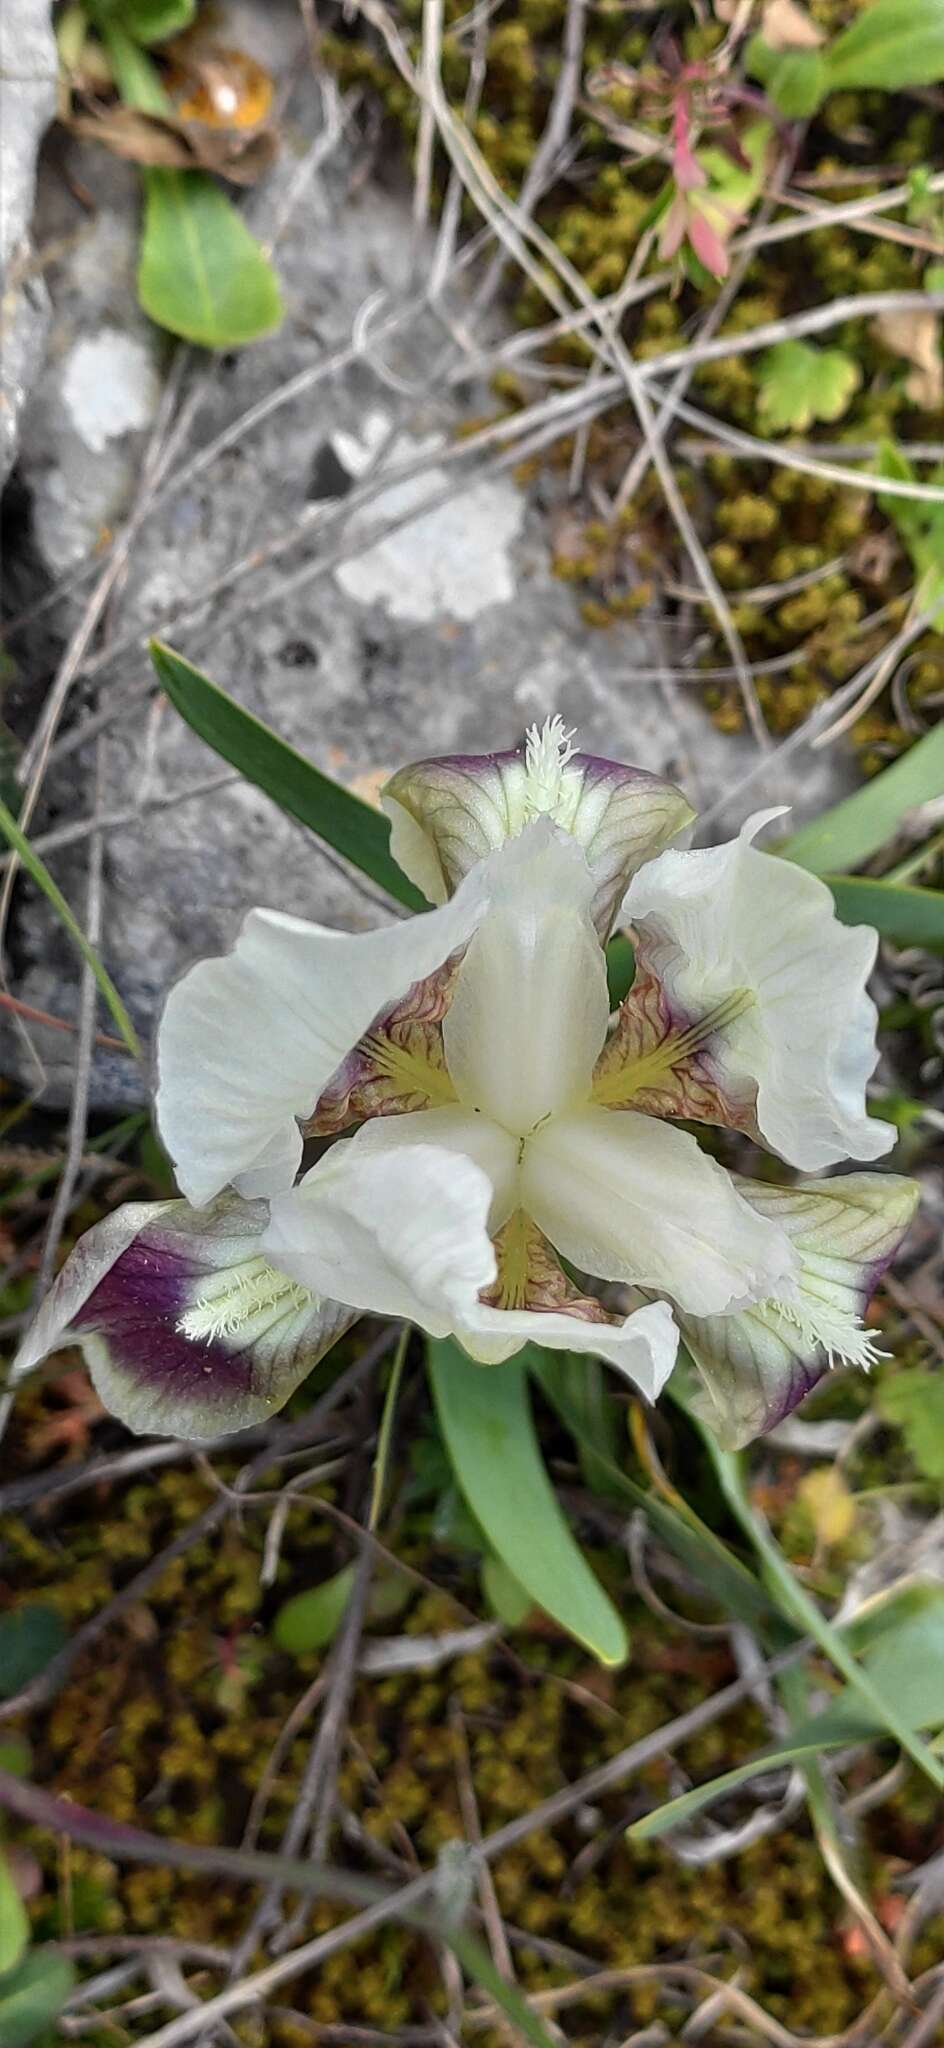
[1,0,853,1111]
[0,0,57,484]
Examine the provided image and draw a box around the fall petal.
[12,1196,352,1442]
[679,1170,919,1447]
[383,716,693,938]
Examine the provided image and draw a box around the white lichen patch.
[332,410,524,622]
[62,329,160,453]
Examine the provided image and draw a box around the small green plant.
[748,0,944,118]
[55,0,282,347]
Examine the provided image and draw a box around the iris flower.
[16,721,916,1448]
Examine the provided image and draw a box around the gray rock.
[1,3,853,1112]
[0,0,57,482]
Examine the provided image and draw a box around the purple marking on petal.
[75,1236,255,1408]
[759,1355,830,1436]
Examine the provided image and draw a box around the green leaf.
[780,724,944,874]
[0,798,141,1058]
[756,340,860,434]
[630,1582,944,1843]
[825,0,944,91]
[139,169,282,349]
[149,641,425,910]
[826,874,944,952]
[0,1608,68,1701]
[428,1340,628,1665]
[745,36,829,115]
[95,0,195,43]
[0,1853,28,1977]
[878,1369,944,1480]
[0,1951,75,2048]
[481,1554,534,1627]
[448,1928,560,2048]
[273,1565,357,1656]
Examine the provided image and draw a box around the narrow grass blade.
[696,1417,944,1792]
[150,641,426,911]
[782,725,944,874]
[0,798,141,1058]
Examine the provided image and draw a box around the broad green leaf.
[531,1351,785,1638]
[781,724,944,874]
[827,874,944,952]
[0,1852,28,1976]
[745,36,829,114]
[756,340,860,434]
[273,1565,357,1655]
[825,0,944,91]
[631,1581,944,1844]
[0,1951,75,2048]
[428,1340,628,1665]
[139,169,282,348]
[0,1608,68,1701]
[150,642,425,910]
[878,1369,944,1480]
[0,798,141,1058]
[541,1353,623,1499]
[481,1553,533,1627]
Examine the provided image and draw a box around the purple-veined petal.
[12,1196,353,1442]
[382,716,694,938]
[306,958,459,1138]
[679,1171,919,1447]
[622,811,895,1170]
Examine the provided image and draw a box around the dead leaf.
[798,1465,855,1549]
[65,96,277,185]
[873,306,944,411]
[761,0,825,49]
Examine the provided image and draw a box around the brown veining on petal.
[591,953,759,1136]
[304,959,459,1137]
[481,1209,620,1325]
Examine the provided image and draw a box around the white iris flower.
[16,720,917,1448]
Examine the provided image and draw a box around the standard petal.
[678,1171,919,1448]
[520,1106,797,1316]
[622,812,895,1170]
[155,865,489,1208]
[455,1297,679,1399]
[443,822,609,1136]
[383,716,693,936]
[12,1196,353,1442]
[263,1133,502,1334]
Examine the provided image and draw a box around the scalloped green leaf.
[757,339,860,434]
